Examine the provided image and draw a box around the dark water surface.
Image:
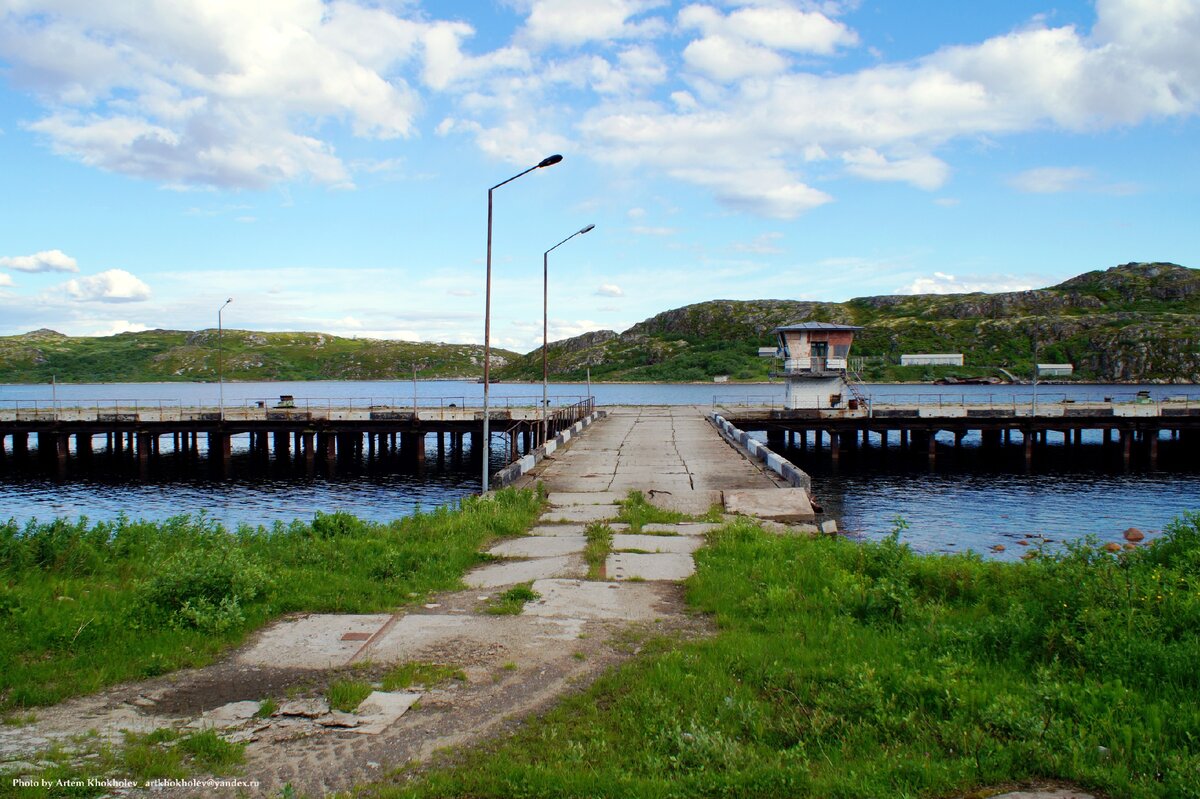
[3,380,1198,556]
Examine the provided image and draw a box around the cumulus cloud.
[63,269,152,303]
[0,273,13,287]
[0,249,79,273]
[898,272,1039,295]
[520,0,667,48]
[1,1,429,189]
[595,283,625,297]
[91,320,149,336]
[1008,166,1093,193]
[842,148,949,190]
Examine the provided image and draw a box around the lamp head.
[537,154,563,168]
[580,224,595,234]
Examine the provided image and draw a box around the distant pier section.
[717,391,1200,470]
[0,394,595,478]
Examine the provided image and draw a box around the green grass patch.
[385,511,1200,799]
[617,491,685,533]
[327,680,373,713]
[255,698,278,718]
[0,488,543,712]
[382,661,467,691]
[584,523,614,579]
[485,583,540,616]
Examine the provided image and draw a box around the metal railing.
[0,395,595,423]
[711,392,1200,416]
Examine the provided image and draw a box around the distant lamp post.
[481,154,563,493]
[218,298,232,419]
[542,223,595,444]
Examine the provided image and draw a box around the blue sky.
[0,0,1197,351]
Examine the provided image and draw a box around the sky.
[0,0,1197,352]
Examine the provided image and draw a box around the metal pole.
[218,298,231,419]
[542,248,549,445]
[481,154,563,493]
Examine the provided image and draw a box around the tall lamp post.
[542,224,595,444]
[482,154,563,493]
[218,298,232,419]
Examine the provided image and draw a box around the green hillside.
[0,329,518,383]
[495,262,1200,383]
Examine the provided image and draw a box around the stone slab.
[348,691,422,735]
[526,579,668,621]
[612,534,703,554]
[547,491,627,507]
[189,700,262,729]
[528,523,629,536]
[644,489,724,515]
[237,614,392,668]
[488,535,586,558]
[724,488,815,521]
[363,612,584,664]
[539,504,622,523]
[642,522,721,535]
[465,555,583,588]
[606,552,696,581]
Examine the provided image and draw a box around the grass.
[383,661,467,691]
[0,487,543,712]
[255,698,278,718]
[383,511,1200,799]
[616,491,686,533]
[328,680,374,713]
[485,583,541,616]
[583,523,613,579]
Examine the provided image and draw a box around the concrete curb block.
[492,409,608,489]
[708,412,812,492]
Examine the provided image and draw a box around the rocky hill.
[496,262,1200,383]
[0,329,516,383]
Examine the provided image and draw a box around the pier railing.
[713,392,1200,416]
[0,395,594,423]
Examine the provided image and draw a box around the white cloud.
[1,1,428,189]
[520,0,667,48]
[630,225,678,236]
[898,272,1039,295]
[842,148,949,190]
[0,249,79,273]
[0,273,13,287]
[62,269,152,303]
[682,35,788,82]
[91,320,149,336]
[595,283,625,297]
[1008,166,1093,193]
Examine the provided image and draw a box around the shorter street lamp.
[543,224,595,444]
[218,298,232,419]
[481,153,563,493]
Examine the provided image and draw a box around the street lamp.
[218,298,232,419]
[482,154,563,493]
[542,224,595,444]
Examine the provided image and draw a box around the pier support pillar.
[1148,429,1159,469]
[829,431,840,466]
[1103,428,1112,446]
[927,430,938,467]
[1120,429,1132,470]
[1023,430,1033,468]
[954,430,966,449]
[274,431,290,459]
[13,432,28,459]
[75,434,93,458]
[767,429,785,449]
[301,432,315,470]
[208,432,231,474]
[136,431,152,464]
